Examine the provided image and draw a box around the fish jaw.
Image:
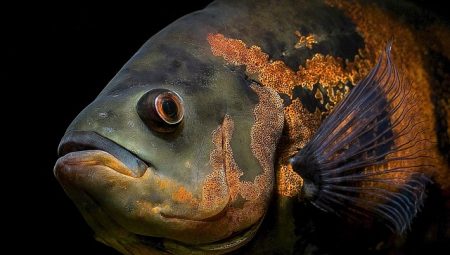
[53,148,235,243]
[53,127,265,253]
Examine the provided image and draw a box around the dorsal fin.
[290,44,435,233]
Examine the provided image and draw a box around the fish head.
[54,20,284,254]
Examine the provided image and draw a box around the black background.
[4,1,447,254]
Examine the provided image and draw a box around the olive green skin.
[56,0,449,254]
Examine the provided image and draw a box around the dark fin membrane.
[290,44,436,233]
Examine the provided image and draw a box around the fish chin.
[163,218,262,255]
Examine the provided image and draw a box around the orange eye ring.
[137,89,185,133]
[154,91,184,125]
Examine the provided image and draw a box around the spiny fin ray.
[290,44,434,233]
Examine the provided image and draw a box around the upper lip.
[58,131,148,177]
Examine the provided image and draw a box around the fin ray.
[291,45,434,233]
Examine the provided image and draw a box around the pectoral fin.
[290,44,434,233]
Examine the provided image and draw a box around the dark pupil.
[162,98,178,118]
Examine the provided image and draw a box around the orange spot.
[172,187,194,203]
[294,31,318,49]
[157,179,170,190]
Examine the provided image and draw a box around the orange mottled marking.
[298,54,349,90]
[244,84,284,200]
[208,33,293,95]
[277,164,303,197]
[193,84,283,236]
[209,85,283,203]
[207,32,366,108]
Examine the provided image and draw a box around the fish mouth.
[58,131,149,177]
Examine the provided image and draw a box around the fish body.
[54,0,450,254]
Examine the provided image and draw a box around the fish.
[54,0,450,254]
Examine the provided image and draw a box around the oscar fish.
[54,0,450,254]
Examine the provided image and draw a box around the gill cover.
[290,45,434,233]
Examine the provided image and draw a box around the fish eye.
[137,89,184,132]
[155,91,184,124]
